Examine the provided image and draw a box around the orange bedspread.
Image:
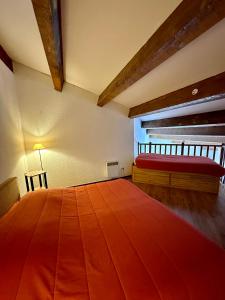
[1,179,225,300]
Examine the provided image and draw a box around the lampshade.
[33,143,45,151]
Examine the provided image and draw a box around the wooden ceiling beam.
[149,135,225,143]
[0,45,13,72]
[129,72,225,118]
[142,110,225,128]
[31,0,64,91]
[147,126,225,136]
[97,0,225,107]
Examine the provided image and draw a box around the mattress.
[1,179,225,300]
[135,153,225,177]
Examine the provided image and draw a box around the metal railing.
[220,144,225,184]
[138,142,225,183]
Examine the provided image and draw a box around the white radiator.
[106,161,119,178]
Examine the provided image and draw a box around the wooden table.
[25,170,48,192]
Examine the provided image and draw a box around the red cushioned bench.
[133,153,225,193]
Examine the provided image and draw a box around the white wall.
[15,64,134,188]
[0,61,27,194]
[134,117,150,157]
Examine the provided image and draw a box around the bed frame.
[132,166,220,194]
[0,177,20,217]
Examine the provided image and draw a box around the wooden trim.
[142,110,225,128]
[147,126,225,136]
[97,0,225,107]
[31,0,64,91]
[129,72,225,118]
[132,166,219,193]
[0,45,13,72]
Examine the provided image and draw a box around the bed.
[133,153,225,193]
[1,178,225,299]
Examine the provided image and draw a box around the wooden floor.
[131,180,225,249]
